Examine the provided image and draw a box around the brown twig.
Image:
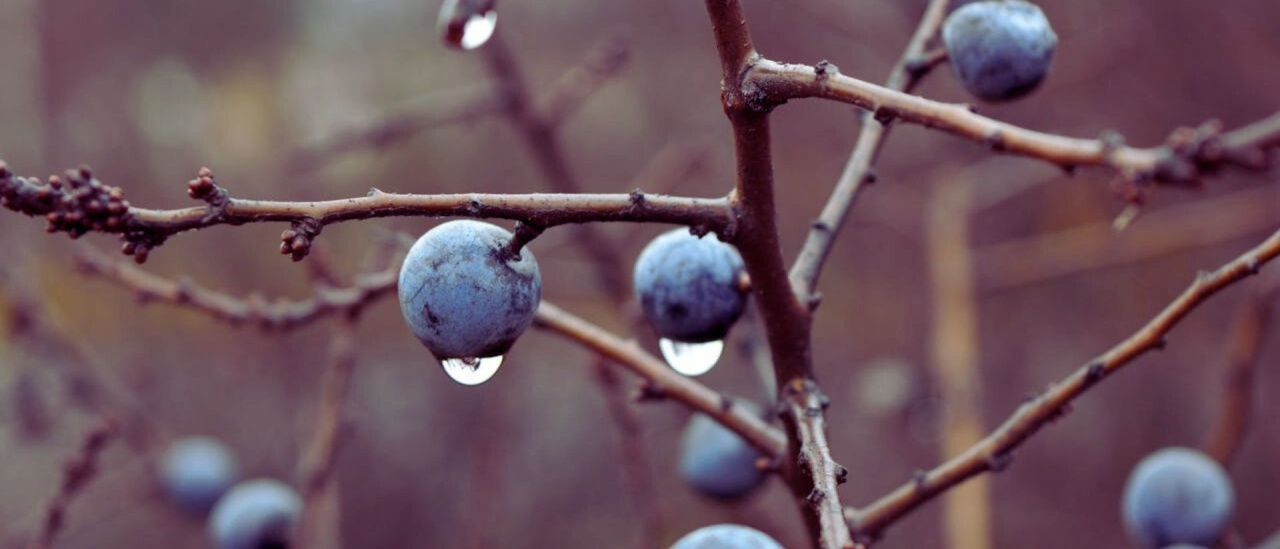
[0,161,733,263]
[483,28,672,543]
[284,31,630,175]
[73,247,397,330]
[745,61,1280,185]
[847,227,1280,541]
[976,185,1280,291]
[284,85,507,175]
[537,31,632,128]
[534,300,787,458]
[924,174,990,549]
[1202,278,1279,465]
[703,1,851,547]
[789,0,951,299]
[296,314,359,549]
[591,357,668,547]
[29,418,119,549]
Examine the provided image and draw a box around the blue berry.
[633,228,747,343]
[398,220,542,360]
[1122,447,1235,548]
[670,524,783,549]
[159,436,240,514]
[942,0,1057,102]
[678,403,766,500]
[208,479,303,549]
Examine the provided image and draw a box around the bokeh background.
[0,0,1278,547]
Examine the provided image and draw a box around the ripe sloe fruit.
[1122,447,1235,548]
[678,402,766,500]
[208,479,303,549]
[670,524,784,549]
[942,0,1057,102]
[159,436,240,514]
[398,220,542,360]
[633,228,747,343]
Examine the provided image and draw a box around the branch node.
[984,452,1013,473]
[505,220,545,259]
[836,465,849,485]
[912,469,929,492]
[1082,361,1106,388]
[719,394,735,412]
[806,487,827,508]
[633,381,667,402]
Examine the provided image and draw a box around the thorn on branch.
[806,488,827,508]
[836,466,849,485]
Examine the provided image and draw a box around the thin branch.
[976,185,1280,291]
[482,28,670,542]
[296,314,359,549]
[284,85,506,174]
[847,227,1280,541]
[1203,278,1278,465]
[925,176,990,549]
[73,247,397,330]
[0,161,734,262]
[591,358,668,548]
[789,0,951,298]
[747,60,1280,184]
[538,31,632,127]
[534,300,787,458]
[30,418,119,549]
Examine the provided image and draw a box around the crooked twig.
[790,0,951,299]
[976,185,1280,291]
[748,61,1280,186]
[534,300,787,457]
[847,227,1280,541]
[30,419,120,549]
[296,314,359,549]
[0,161,733,263]
[1203,277,1279,465]
[73,247,397,330]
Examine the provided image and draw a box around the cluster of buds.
[0,163,131,239]
[280,218,322,262]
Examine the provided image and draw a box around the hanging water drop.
[438,0,499,51]
[659,339,724,377]
[440,356,503,385]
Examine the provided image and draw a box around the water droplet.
[659,339,724,377]
[439,0,498,51]
[440,356,503,385]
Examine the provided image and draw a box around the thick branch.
[748,61,1280,184]
[848,227,1280,540]
[789,0,951,298]
[704,1,848,547]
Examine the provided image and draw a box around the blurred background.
[0,0,1278,547]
